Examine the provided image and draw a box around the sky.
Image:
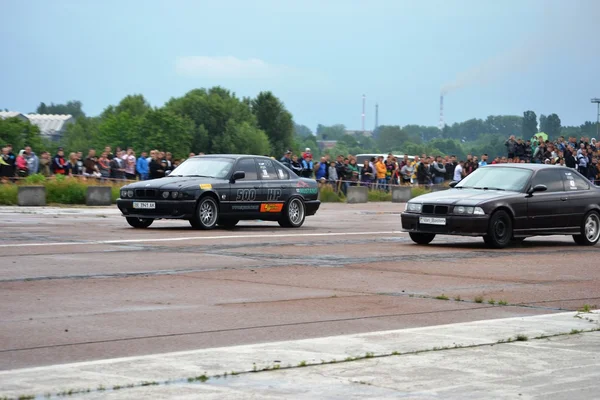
[1,0,599,131]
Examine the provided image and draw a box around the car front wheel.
[126,217,153,229]
[483,210,512,249]
[278,198,305,228]
[409,232,435,245]
[573,211,600,246]
[191,197,219,230]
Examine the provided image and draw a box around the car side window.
[530,169,565,192]
[234,158,258,180]
[256,159,279,180]
[562,170,590,191]
[274,161,290,180]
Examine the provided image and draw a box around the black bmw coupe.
[117,155,320,229]
[401,164,600,248]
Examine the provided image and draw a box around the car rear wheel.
[218,218,239,229]
[278,198,305,228]
[409,232,436,245]
[483,210,512,249]
[573,211,600,246]
[191,197,219,230]
[126,217,153,229]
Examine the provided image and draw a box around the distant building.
[317,140,338,151]
[344,129,373,138]
[25,114,75,142]
[0,111,28,122]
[1,111,74,142]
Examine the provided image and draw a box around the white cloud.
[175,56,295,79]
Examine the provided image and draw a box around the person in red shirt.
[52,147,68,175]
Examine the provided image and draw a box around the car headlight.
[454,206,485,215]
[127,190,134,198]
[162,191,170,199]
[406,203,422,213]
[121,190,127,198]
[171,191,179,199]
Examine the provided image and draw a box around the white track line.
[0,230,406,248]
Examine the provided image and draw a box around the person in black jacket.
[417,158,432,185]
[564,148,576,169]
[149,153,164,179]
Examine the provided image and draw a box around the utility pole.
[592,98,600,139]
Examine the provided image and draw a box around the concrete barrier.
[391,186,412,203]
[431,185,449,192]
[346,186,368,203]
[18,186,46,206]
[86,186,112,206]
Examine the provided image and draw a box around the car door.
[255,158,286,214]
[228,158,262,215]
[559,169,592,230]
[526,169,568,232]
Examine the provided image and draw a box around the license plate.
[419,216,446,225]
[133,202,156,209]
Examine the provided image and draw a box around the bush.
[411,186,431,198]
[24,173,46,184]
[0,184,18,205]
[368,189,392,202]
[45,178,87,204]
[319,185,344,202]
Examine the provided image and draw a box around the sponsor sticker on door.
[260,203,283,212]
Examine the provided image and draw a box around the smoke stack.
[438,95,445,130]
[375,103,379,130]
[362,94,366,132]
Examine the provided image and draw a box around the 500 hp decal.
[236,189,257,201]
[267,189,282,201]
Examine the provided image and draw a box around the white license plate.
[133,202,156,209]
[419,216,446,225]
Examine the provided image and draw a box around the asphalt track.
[1,203,599,371]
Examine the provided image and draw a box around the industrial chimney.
[438,94,445,130]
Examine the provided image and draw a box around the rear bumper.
[117,199,196,219]
[305,200,320,216]
[401,212,490,236]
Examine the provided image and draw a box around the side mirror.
[449,181,459,188]
[231,171,245,182]
[528,184,547,195]
[165,170,171,176]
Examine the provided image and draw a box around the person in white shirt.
[453,160,464,181]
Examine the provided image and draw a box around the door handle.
[560,197,568,201]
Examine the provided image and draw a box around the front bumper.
[117,199,196,219]
[401,212,490,236]
[305,200,320,216]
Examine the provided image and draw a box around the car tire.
[126,217,153,229]
[191,196,219,230]
[218,218,239,229]
[409,232,436,245]
[278,198,305,228]
[573,211,600,246]
[483,210,513,249]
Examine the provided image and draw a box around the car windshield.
[169,157,234,179]
[455,167,532,192]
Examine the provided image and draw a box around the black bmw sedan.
[401,164,600,248]
[117,155,320,229]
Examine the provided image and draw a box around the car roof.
[482,164,568,171]
[191,154,274,160]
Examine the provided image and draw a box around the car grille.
[422,204,449,215]
[135,189,157,199]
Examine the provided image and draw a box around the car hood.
[410,188,519,206]
[123,177,227,191]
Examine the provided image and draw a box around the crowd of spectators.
[0,144,205,183]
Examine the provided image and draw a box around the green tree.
[62,116,100,153]
[522,110,538,139]
[212,120,271,156]
[139,108,194,158]
[0,117,44,152]
[251,91,294,156]
[541,113,561,139]
[294,123,312,138]
[376,125,411,152]
[114,95,151,118]
[402,125,439,142]
[316,124,346,140]
[35,100,86,118]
